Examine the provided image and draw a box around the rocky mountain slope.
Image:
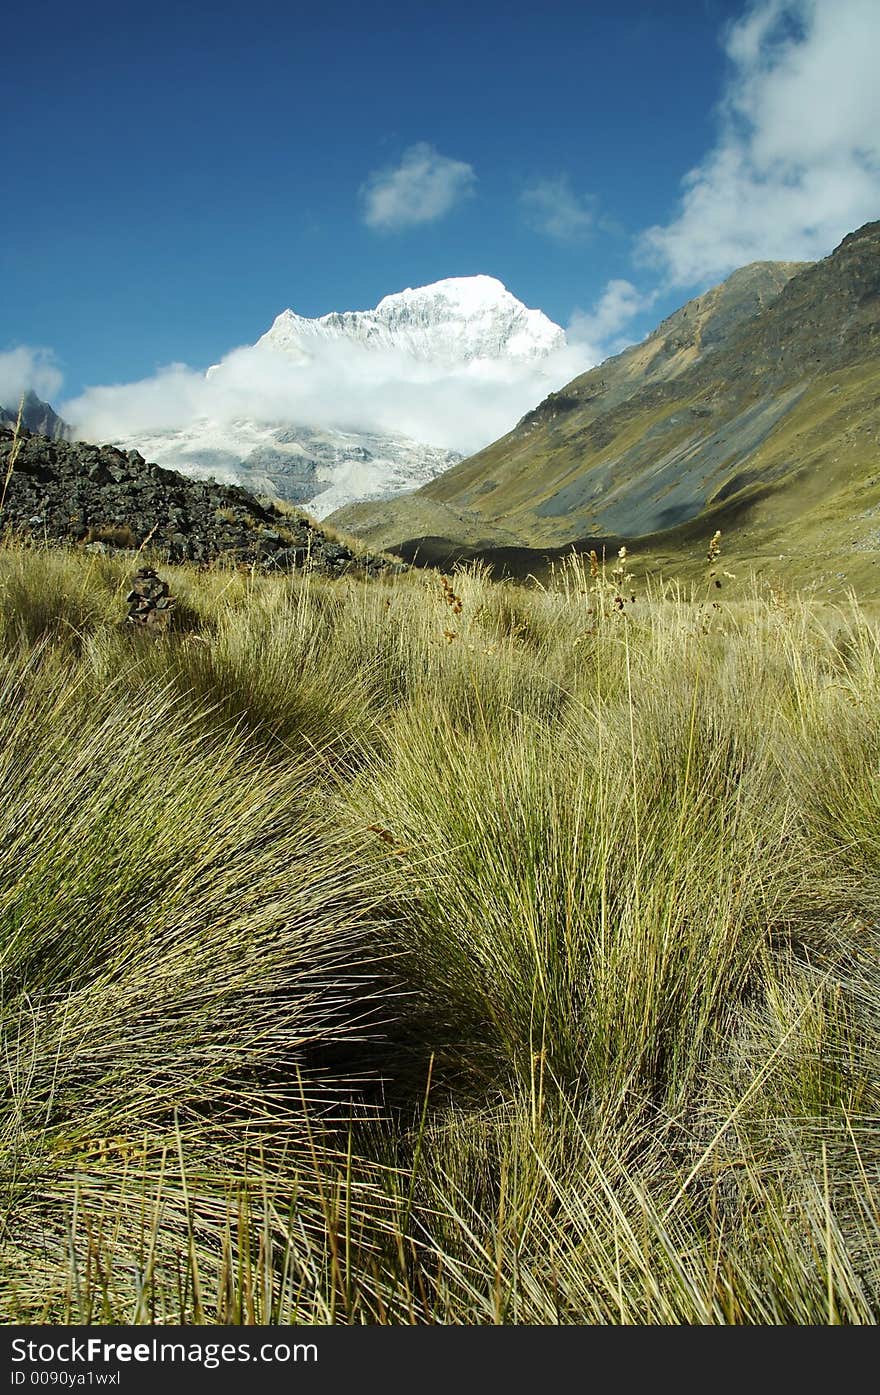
[0,390,70,440]
[330,225,880,589]
[0,427,396,575]
[331,262,814,549]
[104,277,568,517]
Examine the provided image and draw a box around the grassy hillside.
[0,538,878,1323]
[330,224,879,584]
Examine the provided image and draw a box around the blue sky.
[2,0,879,439]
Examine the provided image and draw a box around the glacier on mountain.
[70,277,581,517]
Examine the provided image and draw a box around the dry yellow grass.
[0,539,877,1322]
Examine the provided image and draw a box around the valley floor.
[0,540,878,1323]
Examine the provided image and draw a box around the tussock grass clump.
[0,547,115,651]
[0,542,878,1323]
[0,636,390,1320]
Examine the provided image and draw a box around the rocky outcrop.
[0,391,70,441]
[125,568,176,629]
[0,428,400,576]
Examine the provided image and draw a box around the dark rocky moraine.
[0,428,401,576]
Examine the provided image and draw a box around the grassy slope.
[330,227,880,591]
[327,260,809,552]
[1,540,879,1323]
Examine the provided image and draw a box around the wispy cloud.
[0,346,63,407]
[360,142,476,231]
[569,276,649,354]
[640,0,880,285]
[567,280,653,361]
[520,175,595,241]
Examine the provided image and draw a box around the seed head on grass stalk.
[583,544,637,618]
[439,574,463,616]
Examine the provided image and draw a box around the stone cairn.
[125,567,176,630]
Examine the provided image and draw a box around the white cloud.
[62,333,593,461]
[566,280,653,363]
[568,280,652,354]
[0,346,63,407]
[361,143,476,231]
[520,175,595,241]
[640,0,880,285]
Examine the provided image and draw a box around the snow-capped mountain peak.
[258,275,566,367]
[106,276,574,520]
